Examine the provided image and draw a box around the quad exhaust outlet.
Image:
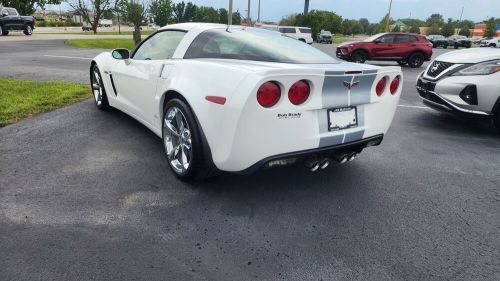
[307,152,357,171]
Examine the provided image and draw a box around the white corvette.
[90,23,402,180]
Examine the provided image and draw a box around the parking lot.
[1,37,499,281]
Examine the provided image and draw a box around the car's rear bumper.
[238,134,384,174]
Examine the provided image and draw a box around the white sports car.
[90,23,402,180]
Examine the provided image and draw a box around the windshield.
[321,31,332,35]
[363,33,385,42]
[184,28,337,64]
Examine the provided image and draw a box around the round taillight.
[375,77,387,96]
[288,80,310,105]
[390,75,401,95]
[257,81,281,108]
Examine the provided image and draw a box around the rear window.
[279,27,296,34]
[299,28,312,34]
[184,28,337,64]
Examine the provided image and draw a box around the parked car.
[0,7,35,36]
[316,30,333,44]
[447,35,472,49]
[82,23,92,31]
[98,19,112,27]
[416,48,500,132]
[480,38,500,48]
[278,26,313,44]
[427,35,449,48]
[90,23,402,180]
[256,24,279,32]
[336,32,433,68]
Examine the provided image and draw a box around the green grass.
[0,78,91,127]
[65,38,135,49]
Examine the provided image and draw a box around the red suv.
[336,33,433,68]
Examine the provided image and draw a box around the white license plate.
[328,107,358,131]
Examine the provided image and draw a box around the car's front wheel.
[495,110,500,134]
[24,25,33,36]
[0,25,8,36]
[351,50,367,63]
[397,60,408,66]
[90,65,110,110]
[162,99,215,181]
[408,53,425,68]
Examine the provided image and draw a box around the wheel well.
[352,49,368,57]
[492,96,500,115]
[407,51,425,60]
[160,90,217,172]
[298,38,306,42]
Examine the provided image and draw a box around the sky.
[50,0,500,23]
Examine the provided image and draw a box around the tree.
[426,13,444,27]
[458,28,470,37]
[294,10,342,39]
[485,17,497,38]
[231,10,241,25]
[195,6,219,23]
[426,23,441,35]
[408,25,420,34]
[279,14,298,26]
[150,0,173,27]
[441,18,455,37]
[125,0,147,45]
[359,18,370,33]
[67,0,113,34]
[376,14,392,33]
[0,0,61,14]
[173,1,197,23]
[218,8,228,24]
[392,25,401,32]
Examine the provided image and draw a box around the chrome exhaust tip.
[306,157,320,172]
[348,153,357,162]
[339,156,348,164]
[310,162,320,172]
[320,158,330,169]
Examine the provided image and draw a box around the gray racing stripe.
[349,74,376,106]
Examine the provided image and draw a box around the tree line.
[280,11,499,38]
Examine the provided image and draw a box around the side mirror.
[374,40,380,44]
[2,12,8,17]
[111,49,130,60]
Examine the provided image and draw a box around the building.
[472,23,500,38]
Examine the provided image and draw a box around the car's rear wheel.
[23,25,33,36]
[0,25,8,36]
[408,53,425,68]
[90,65,110,110]
[299,38,306,43]
[454,44,459,49]
[162,98,214,181]
[351,50,367,63]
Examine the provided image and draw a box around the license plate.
[328,107,357,131]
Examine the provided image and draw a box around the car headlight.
[452,59,500,76]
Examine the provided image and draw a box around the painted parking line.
[398,104,430,110]
[44,55,92,60]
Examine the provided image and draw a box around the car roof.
[279,26,311,29]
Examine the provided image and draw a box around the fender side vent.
[109,74,118,96]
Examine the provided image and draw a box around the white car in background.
[480,38,500,48]
[278,26,314,44]
[417,48,500,131]
[90,23,402,180]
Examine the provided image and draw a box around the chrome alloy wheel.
[92,68,103,106]
[163,107,192,174]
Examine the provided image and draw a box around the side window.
[132,30,186,60]
[299,28,312,34]
[279,28,296,34]
[378,35,395,43]
[7,8,18,16]
[395,35,409,43]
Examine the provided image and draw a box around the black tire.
[90,65,110,110]
[23,25,33,36]
[495,108,500,134]
[443,44,448,49]
[162,98,216,181]
[299,38,306,43]
[351,50,367,63]
[454,44,459,49]
[407,53,425,68]
[432,44,437,48]
[397,60,408,66]
[0,25,8,36]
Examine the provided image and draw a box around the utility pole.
[228,0,233,25]
[304,0,310,15]
[247,0,251,26]
[458,6,464,35]
[385,0,393,32]
[257,0,261,23]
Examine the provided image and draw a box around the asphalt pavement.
[0,39,499,281]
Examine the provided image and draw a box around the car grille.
[426,61,454,78]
